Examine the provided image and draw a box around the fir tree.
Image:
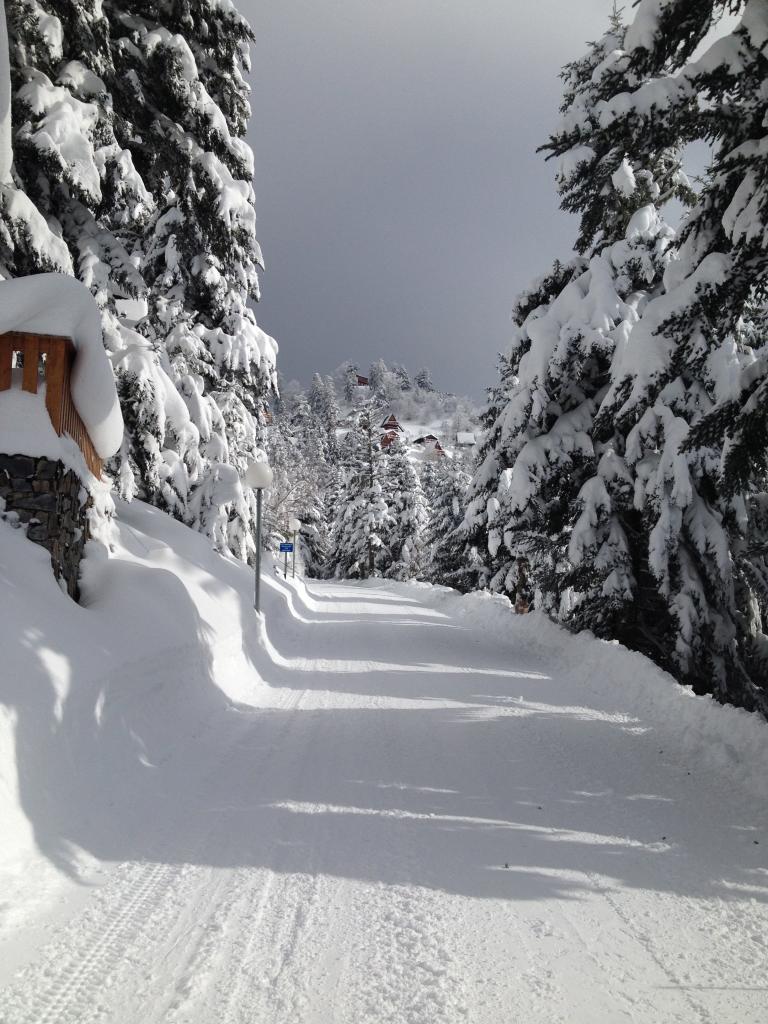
[588,0,768,710]
[414,367,435,392]
[423,455,474,590]
[382,436,428,581]
[467,8,687,637]
[328,410,394,578]
[308,373,327,417]
[104,0,275,550]
[368,358,388,398]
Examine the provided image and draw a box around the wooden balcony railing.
[0,331,103,478]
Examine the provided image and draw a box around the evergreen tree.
[587,0,768,710]
[103,0,275,549]
[308,372,327,417]
[414,367,435,391]
[423,455,474,590]
[328,411,394,578]
[343,362,358,402]
[467,8,688,634]
[368,358,388,398]
[382,436,428,581]
[321,374,340,462]
[391,363,412,392]
[265,394,331,564]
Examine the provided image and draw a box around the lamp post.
[288,516,301,579]
[244,460,273,613]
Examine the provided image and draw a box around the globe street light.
[244,460,273,613]
[288,516,301,579]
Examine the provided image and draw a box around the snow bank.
[432,587,768,800]
[0,275,123,458]
[0,498,270,934]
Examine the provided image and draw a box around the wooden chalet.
[413,434,446,458]
[355,374,369,387]
[380,413,403,433]
[0,331,102,476]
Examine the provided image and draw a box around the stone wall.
[0,453,90,601]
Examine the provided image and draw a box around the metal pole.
[284,545,289,579]
[292,531,297,578]
[255,487,263,613]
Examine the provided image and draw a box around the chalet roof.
[380,414,403,430]
[413,433,438,444]
[456,431,476,445]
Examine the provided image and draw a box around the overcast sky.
[243,1,620,398]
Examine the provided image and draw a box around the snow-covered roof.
[456,431,476,445]
[0,275,124,458]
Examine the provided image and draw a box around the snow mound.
[0,274,123,459]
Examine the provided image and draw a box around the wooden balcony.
[0,331,103,478]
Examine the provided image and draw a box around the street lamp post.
[288,516,301,579]
[244,460,273,613]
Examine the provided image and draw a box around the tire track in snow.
[0,860,190,1024]
[0,684,312,1024]
[214,694,335,1024]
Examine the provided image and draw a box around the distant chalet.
[456,431,476,446]
[413,434,446,457]
[355,374,369,387]
[380,414,403,433]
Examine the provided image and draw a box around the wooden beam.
[0,338,11,391]
[45,338,66,433]
[22,335,39,394]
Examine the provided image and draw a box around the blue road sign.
[279,542,294,553]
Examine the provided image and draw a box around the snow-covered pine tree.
[308,373,327,417]
[414,367,434,392]
[590,0,768,710]
[368,358,388,398]
[382,435,428,581]
[104,0,275,551]
[466,9,685,633]
[319,374,340,462]
[328,410,394,579]
[391,363,412,392]
[343,362,358,403]
[422,454,473,590]
[265,391,331,567]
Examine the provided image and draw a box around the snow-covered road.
[3,574,768,1024]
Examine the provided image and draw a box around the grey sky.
[243,1,618,398]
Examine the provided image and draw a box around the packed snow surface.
[0,274,123,459]
[1,503,768,1023]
